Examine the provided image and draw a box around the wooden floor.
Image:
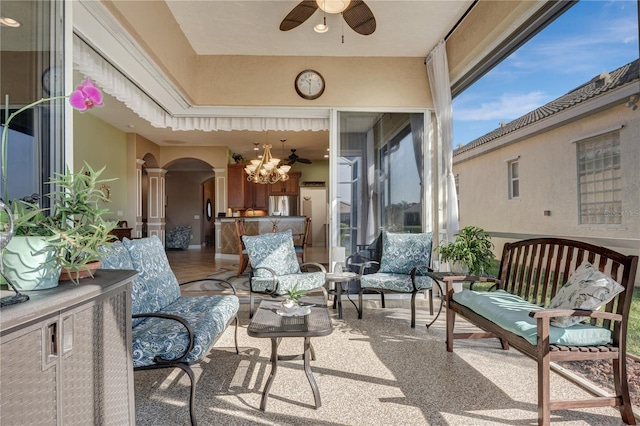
[166,246,329,283]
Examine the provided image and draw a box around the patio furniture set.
[94,230,636,426]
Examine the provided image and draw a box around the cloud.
[455,92,551,122]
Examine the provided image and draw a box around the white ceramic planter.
[3,236,61,290]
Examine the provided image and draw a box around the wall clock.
[41,66,62,95]
[295,69,325,100]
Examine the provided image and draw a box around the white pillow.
[548,262,624,328]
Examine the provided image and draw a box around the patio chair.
[357,231,441,328]
[243,229,327,317]
[294,217,311,263]
[234,218,249,276]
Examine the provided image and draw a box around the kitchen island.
[215,216,306,257]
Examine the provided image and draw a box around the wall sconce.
[626,95,638,111]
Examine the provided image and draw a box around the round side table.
[325,272,358,319]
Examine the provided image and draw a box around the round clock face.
[295,69,325,100]
[42,66,62,95]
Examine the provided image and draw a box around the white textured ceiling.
[165,0,470,57]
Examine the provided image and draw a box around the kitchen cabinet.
[0,270,137,425]
[228,164,269,210]
[227,164,246,209]
[245,181,269,210]
[268,172,301,196]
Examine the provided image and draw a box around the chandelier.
[244,144,291,184]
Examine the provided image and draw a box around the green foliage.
[438,226,495,276]
[285,283,308,302]
[6,163,117,283]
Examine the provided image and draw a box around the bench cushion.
[452,289,612,346]
[251,271,325,294]
[361,272,432,292]
[132,295,239,368]
[123,236,181,315]
[99,241,149,327]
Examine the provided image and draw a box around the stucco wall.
[454,104,640,262]
[73,110,129,225]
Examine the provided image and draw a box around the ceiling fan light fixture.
[316,0,350,14]
[314,22,329,33]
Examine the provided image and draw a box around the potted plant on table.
[4,164,117,287]
[281,283,308,313]
[437,226,495,276]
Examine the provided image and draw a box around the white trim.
[72,0,330,132]
[569,125,624,143]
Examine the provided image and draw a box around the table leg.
[260,338,279,411]
[336,281,343,319]
[303,337,321,409]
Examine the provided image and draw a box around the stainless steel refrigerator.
[268,195,298,216]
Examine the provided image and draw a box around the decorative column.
[135,159,145,238]
[145,168,167,245]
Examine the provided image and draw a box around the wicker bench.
[444,238,638,425]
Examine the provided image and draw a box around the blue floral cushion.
[251,271,325,295]
[361,272,432,292]
[131,295,239,368]
[123,236,181,315]
[99,241,149,327]
[242,230,301,278]
[166,225,191,249]
[379,231,432,274]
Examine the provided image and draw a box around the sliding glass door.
[334,111,430,256]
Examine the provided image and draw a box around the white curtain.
[426,39,459,242]
[73,36,328,132]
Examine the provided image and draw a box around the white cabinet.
[0,270,137,425]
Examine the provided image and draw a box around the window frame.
[508,159,520,200]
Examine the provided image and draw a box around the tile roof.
[454,59,639,156]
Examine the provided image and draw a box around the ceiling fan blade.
[286,159,297,165]
[298,158,312,164]
[342,0,376,35]
[280,1,318,31]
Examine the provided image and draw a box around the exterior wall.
[73,110,129,225]
[454,103,640,267]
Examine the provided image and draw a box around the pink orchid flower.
[69,78,103,112]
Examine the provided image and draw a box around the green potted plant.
[281,283,308,313]
[4,163,117,287]
[0,78,108,289]
[437,226,495,276]
[231,152,244,164]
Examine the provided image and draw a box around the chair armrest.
[300,262,327,273]
[529,309,622,322]
[179,278,237,295]
[409,264,433,291]
[252,266,280,295]
[132,312,195,364]
[354,260,379,277]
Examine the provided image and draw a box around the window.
[577,131,621,225]
[508,160,519,199]
[0,0,65,205]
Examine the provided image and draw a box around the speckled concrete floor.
[134,297,631,426]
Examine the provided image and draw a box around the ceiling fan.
[287,149,312,165]
[280,0,376,36]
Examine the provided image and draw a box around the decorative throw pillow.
[242,229,301,278]
[379,231,432,275]
[548,262,624,328]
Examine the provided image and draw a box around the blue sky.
[452,0,639,147]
